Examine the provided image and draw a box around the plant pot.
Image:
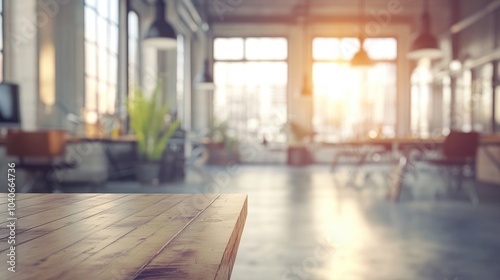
[135,162,161,184]
[287,146,313,166]
[205,141,225,150]
[207,149,240,165]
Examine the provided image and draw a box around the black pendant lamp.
[351,38,374,67]
[407,0,442,60]
[351,0,374,67]
[143,0,177,50]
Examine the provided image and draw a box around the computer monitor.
[0,83,21,131]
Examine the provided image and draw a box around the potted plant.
[205,121,239,165]
[127,81,180,184]
[282,121,314,165]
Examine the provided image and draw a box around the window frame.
[493,60,500,133]
[176,34,184,124]
[470,63,494,133]
[0,0,4,82]
[312,37,398,63]
[84,0,120,115]
[212,36,290,145]
[127,8,141,91]
[213,36,289,63]
[311,36,399,141]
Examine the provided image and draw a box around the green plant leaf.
[128,80,179,162]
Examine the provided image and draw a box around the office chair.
[419,131,480,203]
[388,131,480,203]
[6,130,77,193]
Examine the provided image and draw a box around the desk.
[327,136,500,164]
[1,134,194,184]
[0,193,247,280]
[477,135,500,185]
[69,136,139,180]
[69,136,187,182]
[327,137,445,169]
[67,135,138,143]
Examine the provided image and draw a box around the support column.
[6,0,38,130]
[191,32,210,132]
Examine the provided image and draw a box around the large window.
[471,63,493,133]
[0,0,4,82]
[312,37,397,141]
[496,61,500,133]
[410,59,432,137]
[128,10,140,91]
[84,0,119,115]
[442,76,452,134]
[176,35,184,123]
[213,37,288,145]
[453,70,473,132]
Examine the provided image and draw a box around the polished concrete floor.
[72,164,500,280]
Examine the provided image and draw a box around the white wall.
[4,0,38,130]
[38,0,85,130]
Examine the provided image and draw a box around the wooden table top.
[67,135,138,143]
[0,194,247,280]
[322,137,445,146]
[480,134,500,145]
[0,135,138,145]
[323,135,500,146]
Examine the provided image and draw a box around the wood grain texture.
[0,194,247,280]
[134,195,248,280]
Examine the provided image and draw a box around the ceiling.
[204,0,453,33]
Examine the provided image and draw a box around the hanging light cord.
[421,0,431,33]
[359,0,364,28]
[203,0,209,26]
[303,0,310,57]
[300,0,312,93]
[359,0,366,44]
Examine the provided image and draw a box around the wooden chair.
[425,131,480,203]
[426,131,479,182]
[6,130,77,192]
[388,132,480,203]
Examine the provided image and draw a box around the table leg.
[387,156,408,201]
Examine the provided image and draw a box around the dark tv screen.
[0,83,21,124]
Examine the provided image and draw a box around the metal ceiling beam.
[176,0,205,33]
[449,0,500,34]
[178,3,200,32]
[180,0,203,26]
[208,14,414,25]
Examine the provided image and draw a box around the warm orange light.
[40,42,55,110]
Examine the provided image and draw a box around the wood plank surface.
[0,193,103,216]
[0,193,247,280]
[135,195,248,280]
[0,194,135,251]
